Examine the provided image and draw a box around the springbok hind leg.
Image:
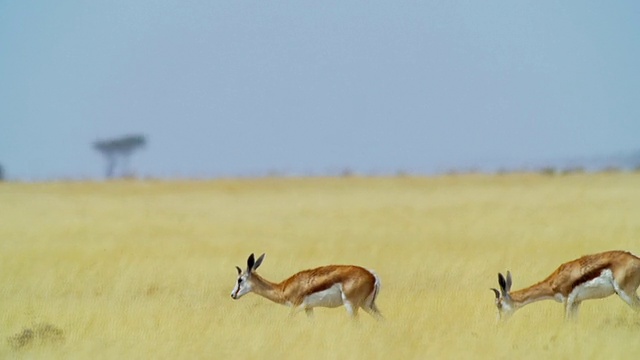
[362,305,384,321]
[340,288,360,318]
[613,277,640,312]
[343,300,359,317]
[617,289,640,312]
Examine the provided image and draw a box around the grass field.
[1,173,639,359]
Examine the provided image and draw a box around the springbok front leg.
[564,300,582,320]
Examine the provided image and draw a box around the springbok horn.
[491,288,501,299]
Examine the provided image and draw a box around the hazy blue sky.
[1,1,639,180]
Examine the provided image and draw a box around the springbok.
[231,253,383,319]
[492,250,640,320]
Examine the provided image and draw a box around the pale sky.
[1,1,639,180]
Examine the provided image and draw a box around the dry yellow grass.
[1,173,640,359]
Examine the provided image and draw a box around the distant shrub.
[8,323,64,350]
[266,169,283,178]
[560,167,585,175]
[539,167,557,176]
[599,166,622,173]
[340,168,354,178]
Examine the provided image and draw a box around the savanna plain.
[1,173,640,359]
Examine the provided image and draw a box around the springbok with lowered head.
[231,253,382,319]
[492,250,640,320]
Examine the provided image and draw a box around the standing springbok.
[492,250,640,320]
[231,253,383,319]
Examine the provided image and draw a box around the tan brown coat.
[493,250,640,320]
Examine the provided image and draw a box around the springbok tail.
[366,269,383,317]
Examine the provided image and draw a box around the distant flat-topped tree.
[93,135,146,178]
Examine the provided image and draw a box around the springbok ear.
[247,253,255,271]
[498,273,508,296]
[505,271,512,292]
[236,266,242,275]
[253,253,265,271]
[491,288,500,299]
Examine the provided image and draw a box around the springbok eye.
[237,278,242,284]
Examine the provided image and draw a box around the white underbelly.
[303,284,344,308]
[569,269,616,303]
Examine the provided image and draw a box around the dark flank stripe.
[305,281,336,295]
[284,268,345,294]
[570,263,611,290]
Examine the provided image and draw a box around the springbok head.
[231,253,265,300]
[491,271,515,320]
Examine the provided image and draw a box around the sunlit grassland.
[1,173,639,359]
